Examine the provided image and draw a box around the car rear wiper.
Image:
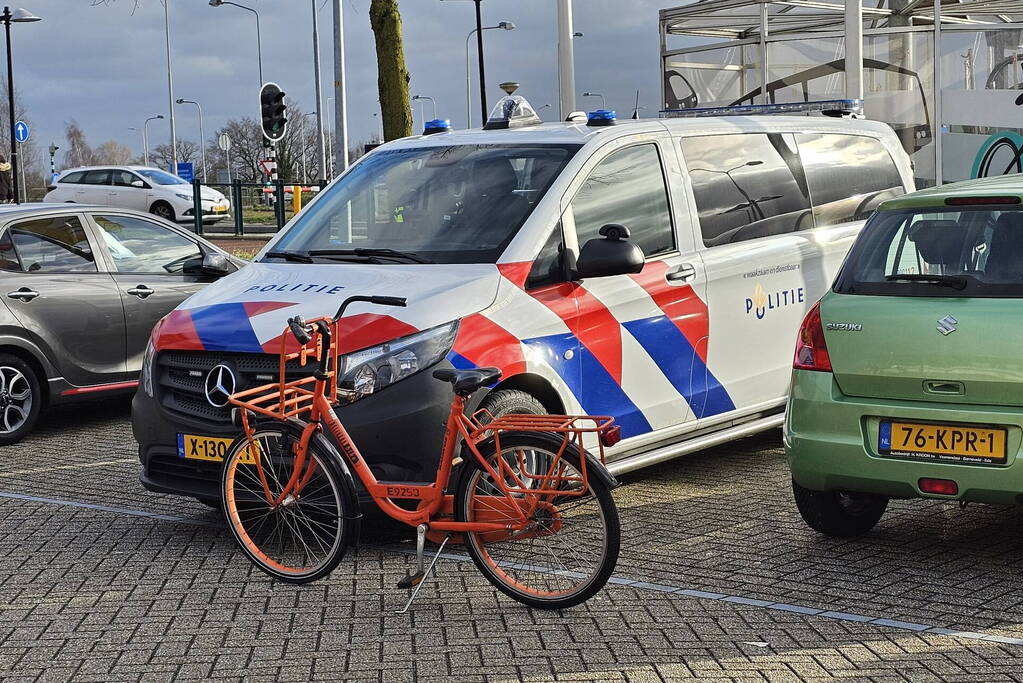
[884,273,968,290]
[264,250,313,264]
[308,248,432,264]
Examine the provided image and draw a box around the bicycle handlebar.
[333,295,407,321]
[287,316,312,345]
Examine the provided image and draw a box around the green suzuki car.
[785,175,1023,536]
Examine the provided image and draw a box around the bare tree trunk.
[369,0,412,141]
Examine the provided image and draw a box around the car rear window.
[834,206,1023,297]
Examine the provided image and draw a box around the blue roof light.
[586,109,616,127]
[423,118,451,135]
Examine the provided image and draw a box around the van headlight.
[141,337,156,397]
[337,321,458,404]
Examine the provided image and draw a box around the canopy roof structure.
[662,0,1023,41]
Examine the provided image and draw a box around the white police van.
[132,96,913,505]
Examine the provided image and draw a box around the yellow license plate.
[177,433,256,464]
[214,205,228,212]
[879,421,1007,464]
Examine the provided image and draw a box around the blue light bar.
[587,109,617,127]
[423,118,451,135]
[660,99,864,119]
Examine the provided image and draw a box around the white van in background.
[131,98,913,506]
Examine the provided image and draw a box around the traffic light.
[260,82,287,142]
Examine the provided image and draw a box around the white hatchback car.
[44,166,230,224]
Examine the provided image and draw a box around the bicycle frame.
[228,315,616,538]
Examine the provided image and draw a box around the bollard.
[192,179,203,235]
[292,183,302,214]
[232,179,244,236]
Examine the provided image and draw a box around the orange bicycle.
[221,295,622,610]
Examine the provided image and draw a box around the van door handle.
[6,288,38,302]
[665,263,697,283]
[127,285,154,299]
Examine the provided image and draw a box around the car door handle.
[127,285,154,299]
[6,288,38,302]
[665,263,697,283]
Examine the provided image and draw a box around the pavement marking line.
[0,491,221,526]
[0,458,136,478]
[2,489,1022,647]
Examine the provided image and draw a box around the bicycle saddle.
[432,367,502,396]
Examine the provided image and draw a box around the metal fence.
[188,179,327,236]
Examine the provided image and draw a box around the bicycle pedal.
[397,571,426,590]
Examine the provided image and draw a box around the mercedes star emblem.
[204,364,236,408]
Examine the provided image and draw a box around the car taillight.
[793,301,832,372]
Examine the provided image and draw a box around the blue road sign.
[176,162,194,182]
[13,121,28,143]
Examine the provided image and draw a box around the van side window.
[682,133,812,247]
[570,144,675,258]
[795,134,905,227]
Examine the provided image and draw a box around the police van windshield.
[268,143,579,264]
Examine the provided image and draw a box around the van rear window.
[834,207,1023,298]
[682,132,905,247]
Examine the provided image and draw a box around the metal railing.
[188,179,327,236]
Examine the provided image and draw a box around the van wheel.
[792,480,888,537]
[0,354,41,446]
[476,389,546,423]
[150,201,175,222]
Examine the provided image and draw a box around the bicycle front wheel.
[454,432,620,609]
[221,427,352,583]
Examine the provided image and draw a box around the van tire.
[0,353,41,446]
[150,201,175,222]
[476,389,546,423]
[792,480,888,537]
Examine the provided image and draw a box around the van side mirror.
[575,224,645,279]
[200,251,232,276]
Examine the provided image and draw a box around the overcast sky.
[15,0,675,167]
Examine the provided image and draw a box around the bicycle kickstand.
[396,523,451,615]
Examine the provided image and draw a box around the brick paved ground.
[2,399,1023,681]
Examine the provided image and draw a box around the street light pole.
[412,95,437,121]
[464,21,514,128]
[209,0,263,88]
[331,0,348,175]
[163,0,177,173]
[311,0,326,183]
[176,99,206,181]
[143,115,164,168]
[301,111,316,184]
[1,6,40,204]
[583,92,605,109]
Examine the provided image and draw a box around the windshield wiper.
[264,250,313,264]
[885,273,968,290]
[308,248,432,264]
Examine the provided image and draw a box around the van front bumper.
[785,370,1023,505]
[132,360,463,501]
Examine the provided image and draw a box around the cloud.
[19,0,673,167]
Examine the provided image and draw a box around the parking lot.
[2,400,1023,682]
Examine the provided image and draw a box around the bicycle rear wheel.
[454,432,620,609]
[221,427,352,583]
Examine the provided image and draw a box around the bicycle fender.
[308,431,363,549]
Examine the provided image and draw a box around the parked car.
[0,204,244,444]
[44,166,231,224]
[786,175,1023,536]
[132,97,912,507]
